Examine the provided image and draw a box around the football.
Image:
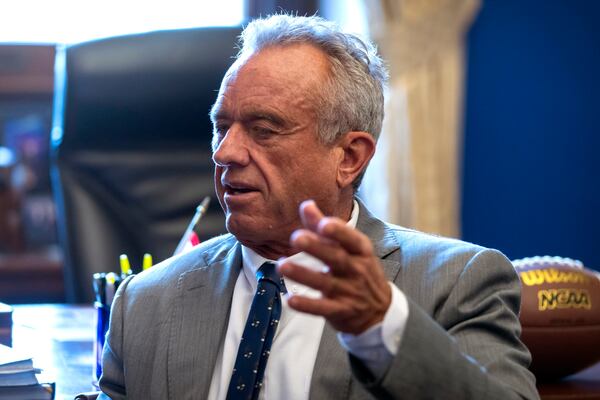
[513,256,600,381]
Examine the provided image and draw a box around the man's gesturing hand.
[278,200,392,335]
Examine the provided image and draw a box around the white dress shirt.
[207,201,409,399]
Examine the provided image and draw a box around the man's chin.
[225,213,259,237]
[225,213,276,242]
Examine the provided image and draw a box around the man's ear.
[336,131,376,189]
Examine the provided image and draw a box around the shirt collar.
[241,200,359,293]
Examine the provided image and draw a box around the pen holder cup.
[93,301,110,386]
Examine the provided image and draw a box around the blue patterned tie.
[226,262,287,400]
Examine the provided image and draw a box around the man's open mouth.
[224,183,258,195]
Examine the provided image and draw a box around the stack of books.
[0,343,54,399]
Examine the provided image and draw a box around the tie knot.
[256,262,287,294]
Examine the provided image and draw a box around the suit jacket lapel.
[309,198,402,399]
[168,238,241,400]
[356,198,402,283]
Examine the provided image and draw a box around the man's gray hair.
[238,14,388,145]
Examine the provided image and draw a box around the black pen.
[93,273,106,306]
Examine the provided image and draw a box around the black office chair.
[51,27,240,303]
[74,393,98,400]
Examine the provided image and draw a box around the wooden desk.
[538,362,600,400]
[11,304,96,400]
[7,304,600,399]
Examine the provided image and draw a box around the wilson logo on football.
[537,288,592,311]
[519,268,590,287]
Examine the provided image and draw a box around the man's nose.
[212,125,250,167]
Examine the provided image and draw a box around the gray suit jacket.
[99,202,539,399]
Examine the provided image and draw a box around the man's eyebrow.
[247,111,286,126]
[209,105,226,124]
[210,108,287,127]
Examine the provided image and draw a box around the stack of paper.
[0,344,53,400]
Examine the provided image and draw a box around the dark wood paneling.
[0,253,64,303]
[0,45,55,96]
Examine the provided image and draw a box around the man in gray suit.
[99,14,539,400]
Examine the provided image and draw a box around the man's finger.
[286,294,347,320]
[278,260,358,297]
[299,200,373,256]
[317,218,373,256]
[299,200,324,232]
[278,260,331,293]
[289,229,356,277]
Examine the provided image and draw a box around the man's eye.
[251,125,276,137]
[214,124,229,135]
[213,125,230,142]
[212,124,229,150]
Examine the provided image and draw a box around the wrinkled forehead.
[211,44,331,118]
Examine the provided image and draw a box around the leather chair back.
[51,27,239,302]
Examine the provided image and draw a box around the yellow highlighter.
[142,253,153,271]
[120,254,132,278]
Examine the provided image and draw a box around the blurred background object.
[50,27,239,303]
[0,1,246,305]
[0,147,24,253]
[360,0,480,239]
[461,0,600,269]
[514,256,600,381]
[355,0,600,271]
[0,44,63,304]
